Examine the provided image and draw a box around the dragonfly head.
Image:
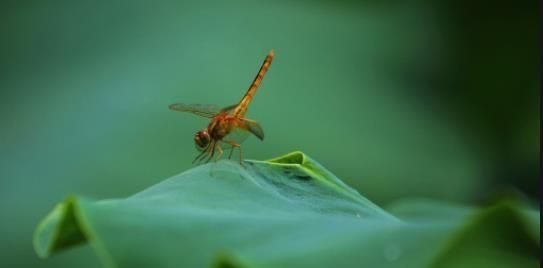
[194,130,211,151]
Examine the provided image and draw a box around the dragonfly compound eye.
[194,130,211,150]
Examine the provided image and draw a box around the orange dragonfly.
[169,50,274,165]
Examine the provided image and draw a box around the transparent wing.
[220,104,239,114]
[169,103,239,118]
[221,127,250,146]
[220,118,264,147]
[241,118,264,140]
[168,103,221,118]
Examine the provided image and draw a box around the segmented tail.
[234,50,274,117]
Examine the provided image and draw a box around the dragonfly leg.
[224,140,243,166]
[215,143,224,161]
[192,148,209,164]
[193,141,214,164]
[204,141,217,163]
[238,145,243,166]
[228,145,235,159]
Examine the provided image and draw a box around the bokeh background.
[0,0,538,267]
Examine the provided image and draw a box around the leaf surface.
[34,152,540,268]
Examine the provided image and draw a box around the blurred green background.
[0,0,538,267]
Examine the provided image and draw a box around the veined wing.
[220,103,239,113]
[169,103,239,118]
[221,127,250,146]
[220,118,264,146]
[240,118,264,140]
[169,103,219,117]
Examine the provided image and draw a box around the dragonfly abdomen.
[234,50,274,117]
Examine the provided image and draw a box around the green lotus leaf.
[34,152,539,268]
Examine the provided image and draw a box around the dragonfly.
[169,50,274,165]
